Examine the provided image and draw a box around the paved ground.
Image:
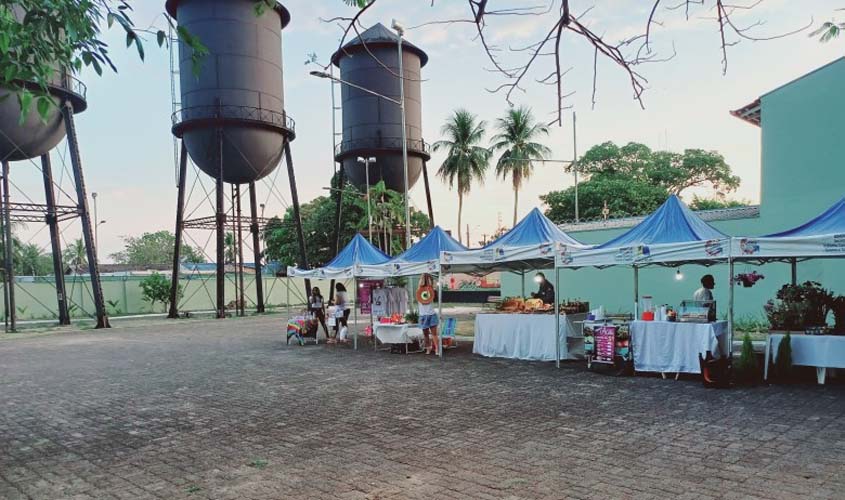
[1,316,844,500]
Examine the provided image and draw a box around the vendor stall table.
[631,320,729,375]
[764,334,845,384]
[374,324,425,353]
[473,313,586,361]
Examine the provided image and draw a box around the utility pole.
[573,111,579,223]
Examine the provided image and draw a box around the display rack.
[583,319,633,375]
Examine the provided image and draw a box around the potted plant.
[764,281,832,331]
[830,295,845,335]
[734,271,765,288]
[734,333,759,385]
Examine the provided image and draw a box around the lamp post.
[391,19,412,251]
[91,192,106,258]
[357,157,376,242]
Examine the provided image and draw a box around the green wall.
[503,58,845,322]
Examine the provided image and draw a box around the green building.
[502,57,845,322]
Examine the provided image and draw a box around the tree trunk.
[513,186,519,227]
[457,193,463,245]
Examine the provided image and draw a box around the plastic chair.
[441,317,458,349]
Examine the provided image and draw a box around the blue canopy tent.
[440,207,590,363]
[555,195,734,366]
[360,225,467,277]
[287,233,390,280]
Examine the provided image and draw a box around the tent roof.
[393,226,466,263]
[484,207,586,249]
[597,195,727,249]
[766,197,845,238]
[325,233,390,268]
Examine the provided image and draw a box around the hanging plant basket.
[734,271,764,288]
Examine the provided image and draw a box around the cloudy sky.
[11,0,843,260]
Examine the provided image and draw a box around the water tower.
[330,23,434,224]
[166,0,309,319]
[0,7,109,330]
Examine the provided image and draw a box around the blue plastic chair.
[441,317,458,349]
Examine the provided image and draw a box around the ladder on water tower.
[330,65,342,177]
[168,23,182,187]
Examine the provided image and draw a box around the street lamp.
[91,192,103,258]
[309,36,413,251]
[357,157,376,243]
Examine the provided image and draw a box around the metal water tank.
[331,23,429,192]
[167,0,294,184]
[0,6,87,162]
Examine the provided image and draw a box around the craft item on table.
[524,298,544,311]
[499,297,525,312]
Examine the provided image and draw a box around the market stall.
[732,197,845,383]
[441,208,592,362]
[556,196,733,374]
[287,234,390,349]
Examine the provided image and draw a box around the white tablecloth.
[473,314,580,361]
[631,321,728,374]
[374,324,424,344]
[766,334,845,370]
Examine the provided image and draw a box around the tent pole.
[790,258,797,285]
[633,266,639,318]
[728,259,735,360]
[354,277,359,351]
[438,272,443,361]
[521,270,525,297]
[555,265,561,369]
[285,276,290,321]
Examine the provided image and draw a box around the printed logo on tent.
[442,252,453,263]
[319,269,327,277]
[739,238,760,255]
[481,248,506,261]
[427,261,438,271]
[354,264,363,274]
[824,233,845,253]
[557,243,573,265]
[539,243,553,256]
[392,263,401,272]
[704,239,725,257]
[615,246,649,263]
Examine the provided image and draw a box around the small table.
[764,334,845,384]
[374,323,425,353]
[630,320,729,375]
[473,313,584,361]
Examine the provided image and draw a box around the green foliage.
[810,19,844,43]
[688,195,749,211]
[111,230,204,266]
[14,242,53,276]
[773,332,793,379]
[543,141,741,222]
[63,238,87,274]
[106,299,122,315]
[542,177,669,222]
[139,272,179,312]
[765,281,832,330]
[736,332,757,374]
[433,109,491,244]
[732,314,769,334]
[0,1,212,120]
[491,106,551,225]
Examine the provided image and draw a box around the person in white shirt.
[332,283,351,341]
[693,274,715,302]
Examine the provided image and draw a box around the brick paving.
[1,316,844,500]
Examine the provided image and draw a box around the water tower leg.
[61,104,109,328]
[235,184,245,317]
[283,142,311,296]
[1,160,16,332]
[329,168,345,305]
[41,154,70,325]
[168,142,188,319]
[248,182,264,313]
[422,161,435,228]
[215,131,226,319]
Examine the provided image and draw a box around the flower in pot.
[766,282,832,330]
[734,271,765,288]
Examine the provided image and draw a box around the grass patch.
[248,458,269,469]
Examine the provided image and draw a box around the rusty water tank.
[0,6,87,162]
[167,0,294,184]
[331,23,429,192]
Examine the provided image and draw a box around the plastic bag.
[339,326,348,341]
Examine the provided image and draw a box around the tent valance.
[287,233,390,279]
[359,226,466,277]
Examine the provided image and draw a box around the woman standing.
[333,283,351,342]
[417,274,440,355]
[308,287,331,342]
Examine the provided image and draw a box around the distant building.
[503,57,845,318]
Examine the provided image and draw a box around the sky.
[10,0,844,261]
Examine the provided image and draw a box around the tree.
[688,195,749,211]
[810,11,845,43]
[111,231,203,266]
[574,142,740,196]
[433,109,491,244]
[490,106,551,226]
[64,238,87,274]
[139,272,180,312]
[542,177,670,223]
[15,243,53,276]
[224,233,236,264]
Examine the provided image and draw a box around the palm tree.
[490,106,552,225]
[64,238,87,274]
[433,110,491,244]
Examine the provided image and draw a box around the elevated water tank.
[331,23,429,192]
[167,0,294,184]
[0,6,87,162]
